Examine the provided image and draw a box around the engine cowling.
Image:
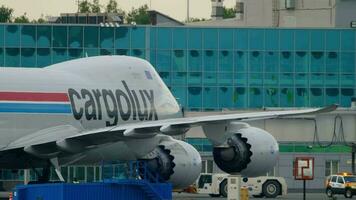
[213,123,279,177]
[140,138,202,189]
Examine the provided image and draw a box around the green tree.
[0,5,13,22]
[106,0,117,13]
[31,14,46,23]
[37,18,46,23]
[14,13,29,23]
[32,17,46,23]
[78,0,101,13]
[126,4,150,25]
[106,0,124,14]
[91,0,101,13]
[78,0,91,13]
[223,7,236,19]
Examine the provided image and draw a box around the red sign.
[294,157,314,180]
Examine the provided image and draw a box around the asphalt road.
[0,192,350,200]
[173,193,350,200]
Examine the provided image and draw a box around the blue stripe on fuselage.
[0,103,72,114]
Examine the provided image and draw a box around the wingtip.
[319,104,338,113]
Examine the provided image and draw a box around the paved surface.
[173,193,349,200]
[1,192,350,200]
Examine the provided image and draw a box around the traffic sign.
[294,157,314,180]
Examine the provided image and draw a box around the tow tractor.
[196,173,287,198]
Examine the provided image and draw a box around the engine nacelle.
[212,123,279,177]
[141,138,202,189]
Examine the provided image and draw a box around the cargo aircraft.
[0,56,336,188]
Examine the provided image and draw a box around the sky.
[2,0,237,21]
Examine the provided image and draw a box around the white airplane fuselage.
[0,56,334,187]
[0,56,182,166]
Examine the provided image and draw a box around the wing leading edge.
[2,104,337,153]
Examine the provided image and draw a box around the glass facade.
[0,24,355,110]
[0,139,349,182]
[0,165,105,182]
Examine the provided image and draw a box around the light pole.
[187,0,190,22]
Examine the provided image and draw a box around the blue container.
[13,180,172,200]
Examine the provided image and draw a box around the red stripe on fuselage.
[0,92,69,102]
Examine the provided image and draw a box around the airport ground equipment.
[101,160,169,184]
[326,172,356,198]
[12,161,172,200]
[197,173,287,198]
[12,180,171,200]
[227,175,241,200]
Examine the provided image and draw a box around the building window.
[325,160,339,176]
[201,160,214,174]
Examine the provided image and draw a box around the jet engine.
[140,138,202,189]
[207,122,279,177]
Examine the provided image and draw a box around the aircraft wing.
[71,104,337,139]
[2,105,337,153]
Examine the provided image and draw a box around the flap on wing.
[7,125,81,150]
[2,105,337,156]
[69,104,337,143]
[3,125,126,157]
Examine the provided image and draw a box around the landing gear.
[30,161,51,184]
[29,158,65,184]
[50,158,65,182]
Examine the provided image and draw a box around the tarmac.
[173,192,350,200]
[0,192,351,200]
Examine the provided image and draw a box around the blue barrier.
[13,180,172,200]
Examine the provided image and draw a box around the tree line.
[0,5,40,23]
[0,0,150,24]
[0,0,236,24]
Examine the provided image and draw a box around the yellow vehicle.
[326,172,356,198]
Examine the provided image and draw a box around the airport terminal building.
[0,23,355,190]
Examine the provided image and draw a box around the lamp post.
[352,143,356,174]
[187,0,190,22]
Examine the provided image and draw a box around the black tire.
[209,194,221,197]
[344,188,353,198]
[262,180,281,198]
[252,194,264,198]
[326,188,333,197]
[219,179,228,198]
